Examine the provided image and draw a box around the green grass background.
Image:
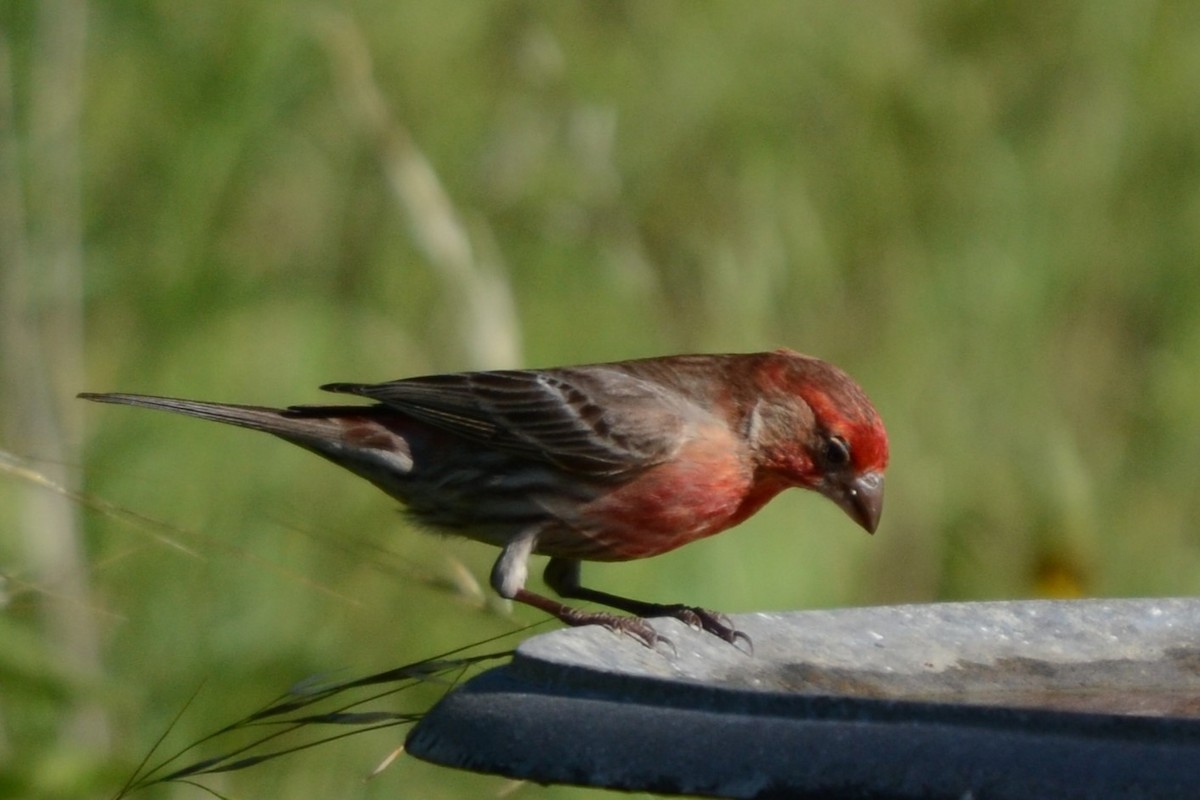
[4,2,1200,798]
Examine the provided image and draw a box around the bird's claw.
[605,615,675,653]
[558,607,674,651]
[649,604,753,654]
[553,600,746,654]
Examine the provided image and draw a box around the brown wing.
[318,367,692,477]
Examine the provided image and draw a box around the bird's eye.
[822,436,851,468]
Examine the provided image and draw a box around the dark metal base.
[407,598,1200,798]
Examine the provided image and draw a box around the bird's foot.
[646,604,753,653]
[556,606,673,651]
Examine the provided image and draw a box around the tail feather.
[77,392,350,442]
[79,392,417,491]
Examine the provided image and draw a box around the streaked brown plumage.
[79,348,888,646]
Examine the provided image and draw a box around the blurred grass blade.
[115,638,517,796]
[0,448,202,559]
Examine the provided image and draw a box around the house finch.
[79,348,887,646]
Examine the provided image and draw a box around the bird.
[79,348,888,647]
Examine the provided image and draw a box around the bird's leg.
[543,557,752,650]
[490,533,664,647]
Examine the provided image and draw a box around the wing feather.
[319,367,690,477]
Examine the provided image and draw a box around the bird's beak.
[824,471,884,534]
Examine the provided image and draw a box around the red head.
[745,348,889,532]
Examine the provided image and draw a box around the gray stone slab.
[406,598,1200,798]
